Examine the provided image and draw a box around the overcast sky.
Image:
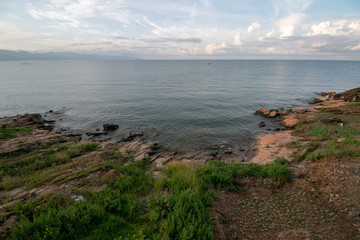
[1,0,360,59]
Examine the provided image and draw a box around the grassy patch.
[0,127,31,140]
[197,161,292,190]
[5,157,292,239]
[0,142,98,191]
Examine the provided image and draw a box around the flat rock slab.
[250,131,300,165]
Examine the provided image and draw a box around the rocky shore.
[1,87,360,239]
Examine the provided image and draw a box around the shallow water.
[1,60,359,154]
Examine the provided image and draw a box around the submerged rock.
[259,121,266,127]
[122,132,144,142]
[103,124,119,131]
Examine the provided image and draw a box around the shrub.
[274,157,290,166]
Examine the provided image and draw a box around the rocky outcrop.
[256,108,278,118]
[334,87,360,102]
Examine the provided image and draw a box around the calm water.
[1,60,360,153]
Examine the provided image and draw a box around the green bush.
[262,163,292,182]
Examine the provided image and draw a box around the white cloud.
[233,32,242,46]
[247,22,261,33]
[0,22,34,40]
[307,20,346,36]
[345,43,360,51]
[277,13,306,38]
[206,42,227,54]
[348,21,360,34]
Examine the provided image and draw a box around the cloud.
[233,32,242,46]
[307,20,360,36]
[0,22,34,40]
[307,20,346,36]
[277,13,307,38]
[344,43,360,51]
[206,42,228,54]
[247,22,261,33]
[273,0,313,15]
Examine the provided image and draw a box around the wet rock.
[85,132,107,137]
[259,121,266,127]
[256,108,270,116]
[122,132,144,142]
[268,110,278,118]
[279,111,289,116]
[103,124,119,131]
[290,108,307,114]
[224,149,233,154]
[28,113,44,124]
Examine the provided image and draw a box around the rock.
[85,132,106,137]
[122,132,144,142]
[28,114,44,124]
[256,108,270,117]
[320,118,343,125]
[268,110,278,118]
[279,111,289,116]
[154,155,172,168]
[282,117,300,128]
[259,121,266,127]
[224,149,233,154]
[337,138,345,143]
[333,87,360,102]
[103,124,119,131]
[290,108,307,114]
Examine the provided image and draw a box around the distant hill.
[0,50,140,61]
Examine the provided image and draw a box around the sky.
[0,0,360,59]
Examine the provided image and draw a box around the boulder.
[268,110,278,118]
[256,108,270,117]
[258,121,266,127]
[103,124,119,131]
[290,108,307,114]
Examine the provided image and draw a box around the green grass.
[0,127,31,140]
[0,142,98,191]
[6,159,292,240]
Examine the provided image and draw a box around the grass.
[0,142,98,191]
[0,127,31,140]
[5,158,293,240]
[291,112,360,162]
